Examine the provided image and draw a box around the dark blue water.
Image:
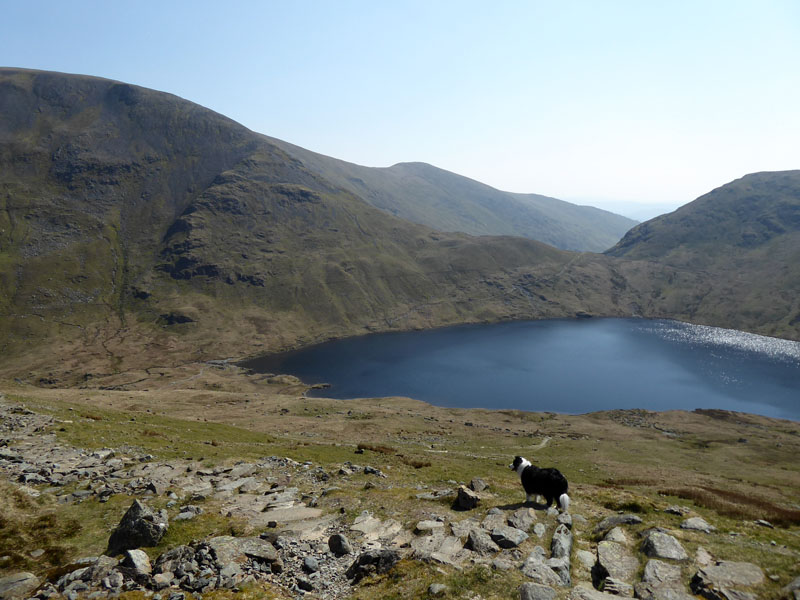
[242,319,800,421]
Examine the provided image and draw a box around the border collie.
[510,456,570,512]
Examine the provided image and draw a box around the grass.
[1,383,799,599]
[658,485,800,527]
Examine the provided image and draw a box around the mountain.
[264,137,637,252]
[0,68,651,383]
[607,171,800,338]
[1,68,797,385]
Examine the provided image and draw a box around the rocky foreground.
[0,398,797,600]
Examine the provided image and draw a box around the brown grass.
[400,457,432,469]
[659,486,800,527]
[0,483,82,573]
[357,443,396,455]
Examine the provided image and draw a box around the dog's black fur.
[510,455,570,511]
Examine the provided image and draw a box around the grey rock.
[596,540,639,583]
[329,533,353,556]
[533,523,547,538]
[121,549,152,574]
[451,518,480,539]
[576,550,595,569]
[664,506,690,516]
[509,507,537,531]
[691,561,764,594]
[547,556,571,586]
[492,557,514,570]
[429,583,448,596]
[783,576,800,595]
[634,582,696,600]
[604,526,628,544]
[106,500,168,555]
[303,556,319,573]
[469,478,489,492]
[0,572,40,599]
[491,524,529,548]
[519,582,557,600]
[456,485,480,510]
[153,545,195,575]
[603,577,633,596]
[233,537,279,563]
[415,520,445,534]
[642,559,682,585]
[466,528,501,555]
[550,524,572,559]
[296,576,314,591]
[557,512,573,529]
[521,559,563,587]
[641,531,688,561]
[345,549,400,583]
[681,517,714,533]
[593,514,643,535]
[569,584,630,599]
[754,519,773,528]
[481,511,507,531]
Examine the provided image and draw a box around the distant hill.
[607,171,800,338]
[265,138,637,252]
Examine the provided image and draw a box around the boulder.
[593,514,642,535]
[604,526,628,544]
[690,561,764,599]
[429,583,449,597]
[521,559,564,587]
[491,524,529,548]
[634,582,696,600]
[519,582,557,600]
[509,507,537,531]
[106,500,168,555]
[121,549,152,574]
[469,478,489,492]
[345,549,400,583]
[415,520,445,535]
[569,584,630,599]
[0,572,40,600]
[641,531,688,561]
[456,485,480,510]
[328,533,353,556]
[466,528,501,555]
[642,559,682,586]
[681,517,715,533]
[595,540,638,585]
[551,524,572,559]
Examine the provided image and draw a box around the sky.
[2,1,799,219]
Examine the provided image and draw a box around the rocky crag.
[2,399,792,600]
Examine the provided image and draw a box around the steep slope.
[0,68,650,383]
[265,137,637,252]
[607,171,800,338]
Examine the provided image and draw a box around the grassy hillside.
[1,68,797,386]
[0,68,654,383]
[607,171,800,339]
[265,137,637,252]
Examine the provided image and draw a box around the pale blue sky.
[3,1,799,216]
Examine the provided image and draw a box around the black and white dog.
[510,456,570,512]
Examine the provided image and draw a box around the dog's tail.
[559,493,571,512]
